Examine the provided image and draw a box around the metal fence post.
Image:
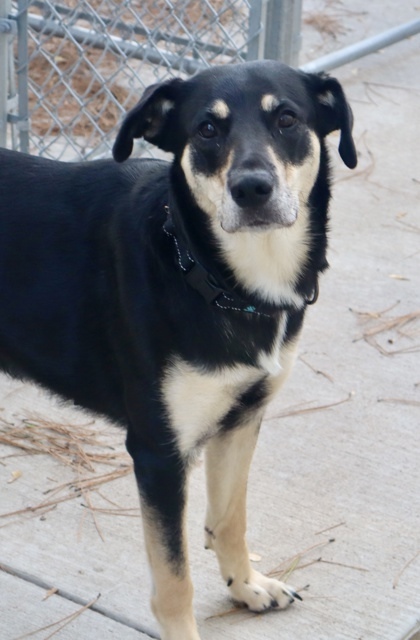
[247,0,265,61]
[263,0,302,66]
[0,0,12,148]
[16,0,29,153]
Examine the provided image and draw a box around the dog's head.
[113,61,356,233]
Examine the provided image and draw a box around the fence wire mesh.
[10,0,257,160]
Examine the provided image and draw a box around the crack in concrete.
[0,561,159,639]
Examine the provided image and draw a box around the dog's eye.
[198,121,218,139]
[278,111,297,129]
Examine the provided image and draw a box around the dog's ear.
[113,78,184,162]
[309,74,357,169]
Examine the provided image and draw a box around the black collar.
[163,209,318,317]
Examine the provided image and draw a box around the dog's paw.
[228,569,301,613]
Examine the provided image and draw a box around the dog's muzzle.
[224,168,298,233]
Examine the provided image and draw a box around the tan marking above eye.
[210,99,230,119]
[261,94,280,112]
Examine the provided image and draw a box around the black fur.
[0,61,356,637]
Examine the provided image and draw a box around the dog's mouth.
[221,220,294,234]
[220,197,299,234]
[247,214,297,229]
[247,218,274,228]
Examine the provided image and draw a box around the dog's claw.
[282,586,303,602]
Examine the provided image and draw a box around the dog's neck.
[164,195,319,315]
[167,162,323,314]
[163,207,290,317]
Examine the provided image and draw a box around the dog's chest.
[161,317,291,456]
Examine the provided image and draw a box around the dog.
[0,60,356,640]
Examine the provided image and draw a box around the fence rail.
[300,17,420,74]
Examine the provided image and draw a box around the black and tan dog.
[0,61,356,639]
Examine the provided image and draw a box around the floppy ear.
[113,78,184,162]
[309,74,357,169]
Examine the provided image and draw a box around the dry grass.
[24,0,244,143]
[265,392,353,423]
[0,415,123,468]
[61,0,235,30]
[304,12,346,39]
[14,593,101,640]
[299,354,334,383]
[353,305,420,356]
[0,415,134,532]
[393,549,420,590]
[303,0,367,40]
[27,40,133,139]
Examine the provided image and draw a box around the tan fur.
[162,358,264,457]
[141,503,200,640]
[161,316,299,459]
[158,336,300,629]
[202,340,300,609]
[210,99,230,119]
[267,335,301,397]
[204,414,297,610]
[180,145,232,222]
[217,217,309,307]
[261,93,280,112]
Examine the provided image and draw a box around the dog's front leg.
[127,434,200,640]
[205,420,299,612]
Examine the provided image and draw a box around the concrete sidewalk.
[1,1,419,639]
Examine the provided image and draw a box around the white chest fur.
[162,359,263,456]
[161,316,299,457]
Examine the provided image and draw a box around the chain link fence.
[3,0,300,161]
[2,2,419,161]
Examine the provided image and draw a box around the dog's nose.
[229,170,273,208]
